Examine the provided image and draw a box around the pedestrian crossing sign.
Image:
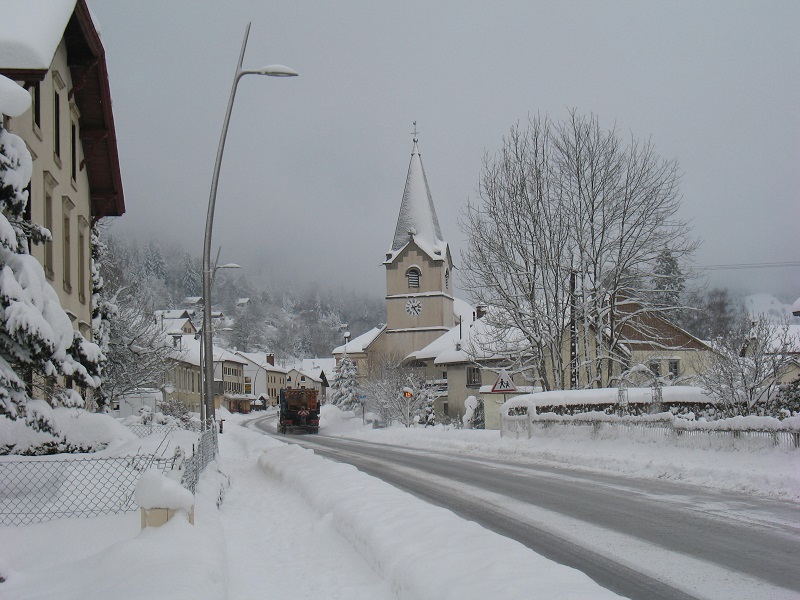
[491,369,518,393]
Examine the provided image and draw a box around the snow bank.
[328,418,800,501]
[134,468,194,512]
[257,442,619,599]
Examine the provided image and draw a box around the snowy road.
[250,415,800,600]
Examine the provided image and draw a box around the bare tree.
[362,353,432,427]
[100,288,178,405]
[697,316,799,417]
[460,111,697,390]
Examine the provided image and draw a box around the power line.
[697,261,800,271]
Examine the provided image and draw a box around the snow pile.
[328,417,800,501]
[257,441,620,599]
[134,468,194,512]
[319,403,368,433]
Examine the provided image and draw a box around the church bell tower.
[381,126,454,359]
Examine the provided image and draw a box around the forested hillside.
[98,229,384,364]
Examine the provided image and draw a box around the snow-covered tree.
[329,354,360,411]
[697,316,798,417]
[460,111,698,390]
[89,226,116,411]
[650,247,685,311]
[100,289,178,405]
[362,354,432,427]
[144,241,167,280]
[0,77,102,434]
[180,251,200,297]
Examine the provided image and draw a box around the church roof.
[386,138,448,264]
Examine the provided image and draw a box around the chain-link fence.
[0,423,219,526]
[180,426,218,494]
[0,454,177,526]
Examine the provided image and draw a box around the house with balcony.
[236,351,287,408]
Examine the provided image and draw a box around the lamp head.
[257,64,299,77]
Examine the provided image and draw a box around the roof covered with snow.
[333,325,386,354]
[385,139,448,264]
[0,0,77,70]
[0,0,125,220]
[235,351,288,373]
[407,313,528,366]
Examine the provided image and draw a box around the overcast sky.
[89,0,799,301]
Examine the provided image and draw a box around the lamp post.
[198,260,240,424]
[202,23,297,429]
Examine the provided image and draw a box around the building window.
[70,122,77,182]
[62,212,71,292]
[445,268,449,290]
[668,360,679,379]
[467,366,481,387]
[78,223,87,303]
[53,90,61,160]
[42,173,57,279]
[29,82,41,130]
[442,371,447,380]
[406,267,420,288]
[442,401,449,416]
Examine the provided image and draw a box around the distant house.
[405,303,713,429]
[0,0,125,344]
[235,351,287,407]
[286,359,331,399]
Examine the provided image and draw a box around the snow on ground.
[0,410,621,599]
[319,405,800,502]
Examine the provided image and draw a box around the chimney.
[267,353,275,366]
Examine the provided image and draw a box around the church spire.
[388,124,446,261]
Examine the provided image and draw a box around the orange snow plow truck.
[278,388,320,434]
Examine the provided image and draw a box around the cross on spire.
[411,121,419,143]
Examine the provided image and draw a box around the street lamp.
[202,23,297,429]
[198,261,240,424]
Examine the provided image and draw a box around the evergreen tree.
[90,227,116,411]
[329,354,360,411]
[144,241,167,280]
[651,247,685,310]
[0,84,102,434]
[181,251,200,297]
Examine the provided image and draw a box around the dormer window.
[406,267,420,288]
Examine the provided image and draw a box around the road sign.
[491,369,518,393]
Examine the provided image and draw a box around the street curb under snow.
[257,443,619,600]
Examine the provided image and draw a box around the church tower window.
[445,268,450,290]
[406,267,420,288]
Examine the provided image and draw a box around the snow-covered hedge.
[531,411,800,432]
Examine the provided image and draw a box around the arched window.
[406,267,420,288]
[445,268,450,290]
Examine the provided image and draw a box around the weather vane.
[412,121,419,143]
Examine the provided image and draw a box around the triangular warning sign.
[491,369,518,393]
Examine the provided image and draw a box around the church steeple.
[387,125,446,263]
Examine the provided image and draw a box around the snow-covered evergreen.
[329,354,360,411]
[0,77,102,437]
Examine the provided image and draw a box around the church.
[332,132,482,420]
